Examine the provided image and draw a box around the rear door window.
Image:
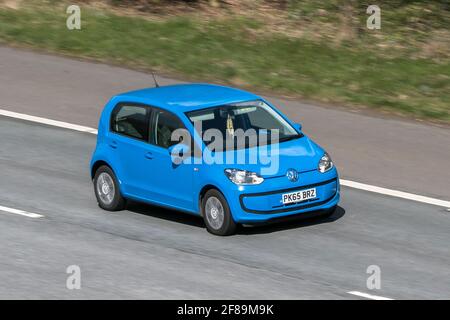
[111,104,150,141]
[151,108,187,149]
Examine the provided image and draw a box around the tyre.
[202,189,237,236]
[93,165,126,211]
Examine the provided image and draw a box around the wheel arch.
[91,160,113,179]
[198,184,224,216]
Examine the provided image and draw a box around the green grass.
[0,2,449,122]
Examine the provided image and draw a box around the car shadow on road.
[126,200,205,228]
[126,200,346,235]
[237,206,346,235]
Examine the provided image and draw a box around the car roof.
[114,83,260,113]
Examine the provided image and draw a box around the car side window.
[111,104,150,141]
[151,109,186,149]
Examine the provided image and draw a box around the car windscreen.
[186,100,302,151]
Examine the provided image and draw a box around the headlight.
[318,152,333,173]
[224,169,264,185]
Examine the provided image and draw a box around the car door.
[108,103,156,200]
[145,107,195,212]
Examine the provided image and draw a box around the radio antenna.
[151,72,160,88]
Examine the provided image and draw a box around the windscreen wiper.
[278,134,303,143]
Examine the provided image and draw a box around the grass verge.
[0,1,449,122]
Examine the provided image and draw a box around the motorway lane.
[0,46,449,200]
[0,117,449,299]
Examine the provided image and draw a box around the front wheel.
[202,190,237,236]
[93,165,126,211]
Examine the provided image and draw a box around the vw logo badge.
[286,169,299,182]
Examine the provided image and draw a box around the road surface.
[0,46,449,299]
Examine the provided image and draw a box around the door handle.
[145,152,153,160]
[109,140,118,149]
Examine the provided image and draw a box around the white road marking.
[0,205,44,219]
[348,291,393,300]
[0,109,98,134]
[340,180,450,208]
[1,109,449,209]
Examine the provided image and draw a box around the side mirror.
[168,143,190,165]
[293,123,302,132]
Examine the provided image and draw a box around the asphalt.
[0,46,449,200]
[0,117,449,299]
[0,45,449,300]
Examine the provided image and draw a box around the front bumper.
[225,169,340,223]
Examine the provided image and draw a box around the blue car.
[90,84,340,235]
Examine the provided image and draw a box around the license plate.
[282,188,316,205]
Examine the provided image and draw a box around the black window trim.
[110,102,196,153]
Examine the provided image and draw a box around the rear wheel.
[202,189,237,236]
[93,165,126,211]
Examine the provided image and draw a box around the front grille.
[239,178,337,214]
